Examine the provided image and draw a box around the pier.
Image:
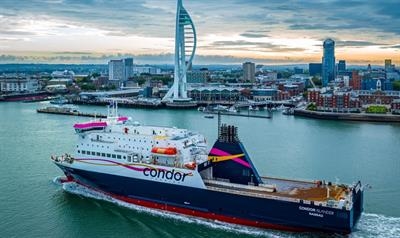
[37,108,107,118]
[203,111,272,119]
[294,109,400,123]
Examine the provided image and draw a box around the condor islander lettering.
[143,168,191,182]
[299,206,334,218]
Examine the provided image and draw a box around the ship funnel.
[201,124,263,186]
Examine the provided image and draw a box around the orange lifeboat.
[151,147,177,155]
[184,162,197,170]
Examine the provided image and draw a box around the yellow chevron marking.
[208,154,245,162]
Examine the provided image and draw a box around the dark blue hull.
[58,165,363,234]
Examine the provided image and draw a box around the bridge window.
[117,155,121,159]
[112,154,116,159]
[106,154,111,158]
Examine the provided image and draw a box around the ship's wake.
[55,178,400,238]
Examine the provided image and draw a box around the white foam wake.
[350,213,400,238]
[57,180,400,238]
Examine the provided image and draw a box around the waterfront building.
[354,90,400,105]
[322,39,336,86]
[309,63,322,76]
[163,0,196,104]
[243,62,255,82]
[316,92,360,111]
[0,76,39,93]
[251,88,278,101]
[307,88,321,103]
[188,86,242,104]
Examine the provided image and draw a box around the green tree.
[393,81,400,91]
[306,103,317,111]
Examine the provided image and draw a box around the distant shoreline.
[294,109,400,123]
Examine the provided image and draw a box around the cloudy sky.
[0,0,399,64]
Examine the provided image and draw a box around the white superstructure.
[55,103,209,188]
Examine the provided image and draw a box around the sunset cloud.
[0,0,399,64]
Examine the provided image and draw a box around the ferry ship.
[52,103,364,234]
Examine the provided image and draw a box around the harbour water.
[0,102,399,237]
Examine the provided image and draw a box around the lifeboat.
[151,147,177,155]
[184,162,196,170]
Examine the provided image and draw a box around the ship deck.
[204,177,349,203]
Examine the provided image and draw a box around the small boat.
[197,106,206,112]
[212,105,228,112]
[228,106,238,113]
[204,114,214,119]
[50,96,69,105]
[249,105,259,111]
[277,105,288,111]
[282,108,294,115]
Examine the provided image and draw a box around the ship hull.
[57,164,363,234]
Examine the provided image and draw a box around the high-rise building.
[108,59,124,81]
[385,59,392,70]
[124,58,134,81]
[108,58,134,87]
[322,39,336,87]
[338,60,346,72]
[243,62,255,82]
[384,59,395,72]
[350,70,361,90]
[309,63,322,76]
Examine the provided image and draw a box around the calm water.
[0,102,399,238]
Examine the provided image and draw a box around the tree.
[393,81,400,91]
[311,76,322,86]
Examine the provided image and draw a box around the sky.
[0,0,399,65]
